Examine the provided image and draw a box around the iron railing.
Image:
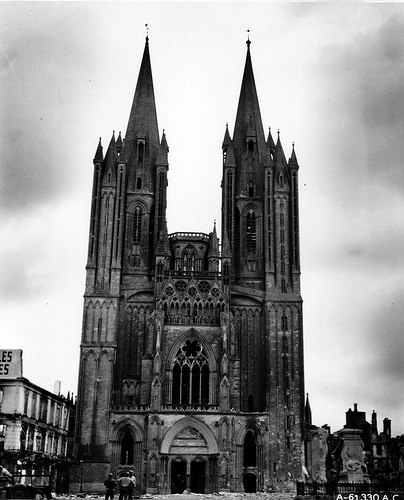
[297,481,404,497]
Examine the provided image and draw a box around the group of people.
[104,470,137,500]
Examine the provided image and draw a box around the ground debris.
[53,493,296,500]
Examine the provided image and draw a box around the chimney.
[372,410,378,432]
[54,380,61,396]
[383,418,391,437]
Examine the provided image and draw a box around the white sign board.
[0,349,23,378]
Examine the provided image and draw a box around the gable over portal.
[160,416,219,455]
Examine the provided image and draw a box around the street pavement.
[56,493,296,500]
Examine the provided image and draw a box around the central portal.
[190,460,206,493]
[162,417,220,494]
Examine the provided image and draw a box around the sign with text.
[0,350,23,378]
[335,494,404,500]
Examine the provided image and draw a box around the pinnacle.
[93,137,103,162]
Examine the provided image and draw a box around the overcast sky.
[1,1,404,436]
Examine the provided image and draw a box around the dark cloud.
[0,3,100,214]
[367,287,404,374]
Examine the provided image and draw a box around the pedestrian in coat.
[104,473,117,500]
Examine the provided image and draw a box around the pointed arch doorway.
[190,458,206,493]
[171,458,186,494]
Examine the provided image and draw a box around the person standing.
[128,470,136,500]
[104,473,117,500]
[118,472,132,500]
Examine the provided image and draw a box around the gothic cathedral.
[74,36,305,494]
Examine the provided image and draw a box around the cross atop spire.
[246,28,251,48]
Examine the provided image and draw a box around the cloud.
[313,12,404,195]
[0,3,101,215]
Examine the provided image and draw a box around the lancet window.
[226,171,233,244]
[137,141,144,165]
[246,211,256,252]
[133,207,142,244]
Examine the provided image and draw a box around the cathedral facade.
[73,36,305,494]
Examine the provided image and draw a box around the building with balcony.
[0,350,74,492]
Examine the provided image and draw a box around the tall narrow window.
[226,171,233,244]
[172,339,209,406]
[282,315,288,331]
[292,173,299,268]
[156,261,164,281]
[120,431,134,465]
[138,142,144,165]
[116,172,123,256]
[267,171,272,263]
[243,430,257,467]
[246,211,256,252]
[235,207,241,251]
[223,262,230,286]
[182,246,196,272]
[133,207,142,244]
[157,171,165,235]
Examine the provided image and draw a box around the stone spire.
[124,36,160,168]
[232,39,266,166]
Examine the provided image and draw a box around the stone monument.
[339,429,367,482]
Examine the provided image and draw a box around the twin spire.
[93,35,299,187]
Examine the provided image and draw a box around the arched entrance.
[161,416,219,494]
[190,459,206,493]
[171,459,186,493]
[121,430,135,465]
[243,430,257,466]
[234,420,263,493]
[244,472,257,493]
